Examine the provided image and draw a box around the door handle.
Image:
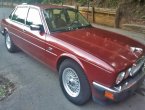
[48,47,53,51]
[23,29,26,32]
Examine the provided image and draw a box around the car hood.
[52,27,145,72]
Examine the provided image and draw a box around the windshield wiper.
[51,28,71,33]
[50,24,92,33]
[77,24,92,29]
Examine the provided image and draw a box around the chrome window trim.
[41,9,50,34]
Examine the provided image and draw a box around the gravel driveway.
[0,7,145,110]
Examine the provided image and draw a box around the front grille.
[136,56,145,64]
[130,56,145,76]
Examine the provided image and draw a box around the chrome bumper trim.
[93,82,118,93]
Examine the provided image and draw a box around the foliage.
[0,86,5,98]
[0,75,15,101]
[108,0,119,7]
[42,0,65,4]
[76,0,87,4]
[27,0,44,3]
[115,0,145,28]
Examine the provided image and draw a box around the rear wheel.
[5,32,18,53]
[59,59,91,105]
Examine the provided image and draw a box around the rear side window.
[9,9,15,19]
[11,7,29,24]
[26,8,42,26]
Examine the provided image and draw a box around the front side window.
[44,8,91,32]
[11,7,28,24]
[26,8,42,26]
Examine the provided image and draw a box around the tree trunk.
[115,0,134,28]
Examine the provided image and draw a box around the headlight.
[116,72,125,85]
[125,68,131,79]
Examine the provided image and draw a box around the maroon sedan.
[0,4,145,105]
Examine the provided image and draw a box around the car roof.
[19,3,72,10]
[36,4,70,9]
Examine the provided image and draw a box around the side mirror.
[30,24,40,31]
[30,24,45,35]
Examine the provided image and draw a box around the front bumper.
[93,68,145,102]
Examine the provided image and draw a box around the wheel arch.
[3,27,9,36]
[56,53,85,73]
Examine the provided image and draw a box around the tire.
[5,32,18,53]
[59,59,91,105]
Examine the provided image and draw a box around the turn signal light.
[104,91,114,100]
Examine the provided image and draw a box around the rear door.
[6,6,29,49]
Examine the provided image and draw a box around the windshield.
[44,8,91,32]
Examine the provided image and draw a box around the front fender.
[56,53,85,71]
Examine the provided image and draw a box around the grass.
[0,85,6,99]
[0,75,15,101]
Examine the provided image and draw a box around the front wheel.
[59,59,91,105]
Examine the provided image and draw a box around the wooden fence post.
[92,5,95,23]
[75,4,79,11]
